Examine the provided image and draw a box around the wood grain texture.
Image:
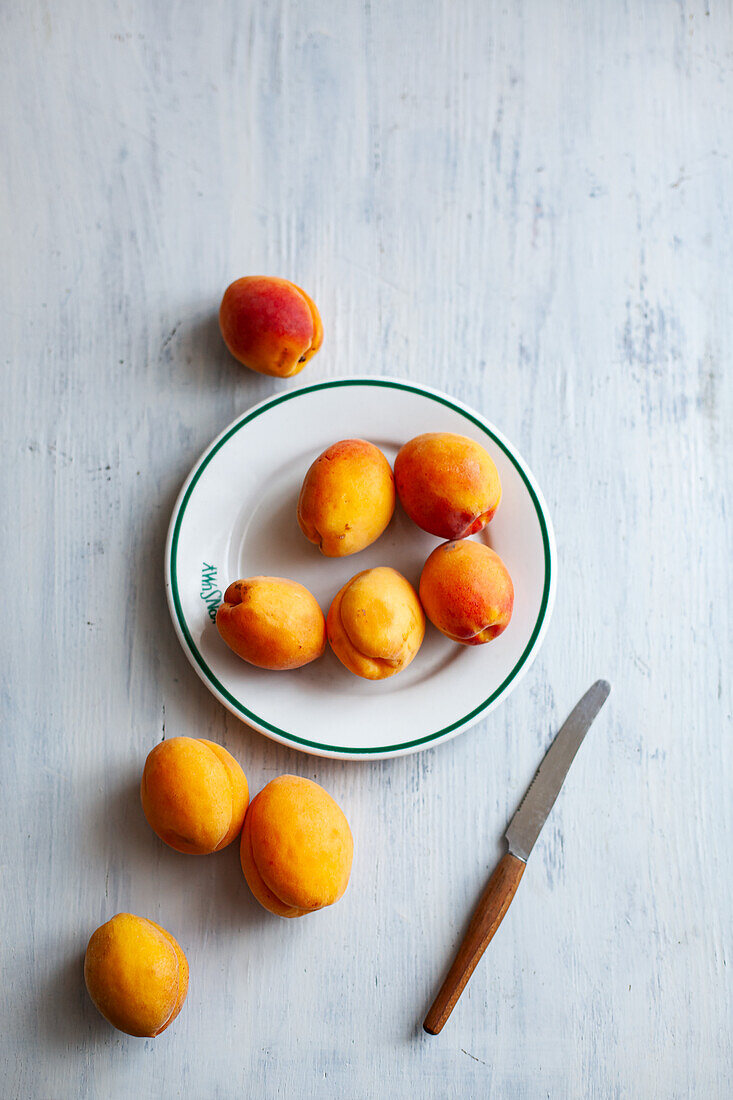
[424,852,526,1035]
[1,0,731,1097]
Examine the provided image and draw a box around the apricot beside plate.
[241,776,353,917]
[141,737,249,854]
[84,913,189,1037]
[219,276,323,378]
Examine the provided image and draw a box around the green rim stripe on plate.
[169,378,553,754]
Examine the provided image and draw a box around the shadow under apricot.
[34,945,111,1052]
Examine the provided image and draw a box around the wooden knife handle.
[423,851,526,1035]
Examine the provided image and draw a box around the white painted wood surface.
[2,1,731,1096]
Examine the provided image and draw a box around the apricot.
[419,539,514,644]
[216,577,326,670]
[241,776,353,918]
[327,566,425,679]
[84,913,189,1037]
[141,737,249,855]
[297,439,395,557]
[394,432,502,539]
[219,276,323,377]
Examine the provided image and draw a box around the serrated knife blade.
[505,678,611,861]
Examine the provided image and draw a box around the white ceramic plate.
[165,377,556,759]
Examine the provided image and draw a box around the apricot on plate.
[419,539,514,644]
[141,737,249,855]
[241,776,353,918]
[297,438,395,557]
[84,913,189,1037]
[326,566,425,680]
[219,276,323,377]
[216,577,326,670]
[394,432,502,539]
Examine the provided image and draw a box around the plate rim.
[164,376,557,759]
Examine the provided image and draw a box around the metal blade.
[505,680,611,862]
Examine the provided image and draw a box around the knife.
[423,679,611,1035]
